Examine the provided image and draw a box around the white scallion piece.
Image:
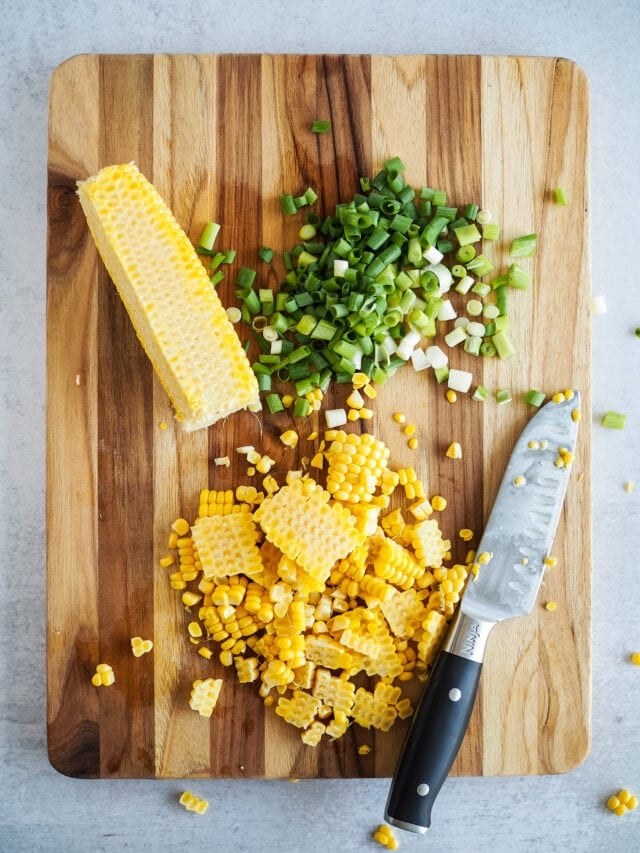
[325,408,348,428]
[591,295,607,315]
[424,345,448,369]
[352,348,363,369]
[444,326,467,348]
[466,321,486,337]
[453,316,469,329]
[226,306,242,323]
[270,339,283,355]
[410,348,431,371]
[334,259,349,278]
[423,245,444,264]
[214,456,231,467]
[427,262,453,293]
[381,335,397,355]
[448,368,473,393]
[396,329,422,360]
[455,275,475,294]
[262,325,279,342]
[483,303,500,320]
[436,299,457,322]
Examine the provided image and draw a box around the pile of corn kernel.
[161,429,476,746]
[606,788,638,816]
[373,823,399,850]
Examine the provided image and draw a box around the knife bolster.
[441,610,494,663]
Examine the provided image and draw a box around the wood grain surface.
[46,54,591,779]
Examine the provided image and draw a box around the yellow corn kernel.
[131,637,153,657]
[614,805,628,816]
[187,621,203,638]
[179,791,209,814]
[189,677,223,717]
[159,554,176,569]
[477,551,492,565]
[92,663,115,687]
[628,795,639,810]
[357,744,372,756]
[403,423,416,436]
[431,495,447,511]
[545,601,557,612]
[408,438,418,452]
[459,528,474,541]
[446,389,457,403]
[544,556,558,568]
[352,372,369,388]
[256,455,275,474]
[446,441,462,459]
[393,412,406,424]
[617,789,632,805]
[171,518,190,536]
[280,429,299,448]
[347,408,360,422]
[346,389,365,409]
[572,407,581,422]
[198,647,213,660]
[359,407,374,420]
[182,591,203,608]
[363,383,377,399]
[630,652,640,666]
[552,391,566,404]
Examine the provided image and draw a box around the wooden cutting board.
[46,54,591,779]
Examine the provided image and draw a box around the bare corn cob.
[77,163,259,430]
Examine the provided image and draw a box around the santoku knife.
[385,392,580,833]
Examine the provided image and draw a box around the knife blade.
[384,392,580,834]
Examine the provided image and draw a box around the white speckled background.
[1,1,639,850]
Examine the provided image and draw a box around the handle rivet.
[416,783,430,796]
[448,687,462,702]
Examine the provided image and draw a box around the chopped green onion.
[496,388,512,405]
[482,223,500,241]
[311,120,331,134]
[280,194,297,215]
[266,393,284,413]
[465,254,494,276]
[492,330,515,359]
[507,263,531,291]
[509,233,537,257]
[236,266,257,290]
[258,246,274,263]
[601,411,627,430]
[553,186,568,206]
[472,385,488,402]
[198,221,221,251]
[433,365,449,383]
[209,270,224,287]
[524,389,546,407]
[453,223,482,246]
[480,340,496,357]
[294,397,312,417]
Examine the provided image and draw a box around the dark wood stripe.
[97,54,156,777]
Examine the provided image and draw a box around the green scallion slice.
[601,411,627,429]
[311,120,331,134]
[524,389,546,407]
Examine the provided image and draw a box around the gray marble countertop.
[1,1,639,851]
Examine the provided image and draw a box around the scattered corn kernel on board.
[46,54,591,779]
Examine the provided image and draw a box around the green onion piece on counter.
[553,186,568,206]
[311,120,331,133]
[266,393,284,414]
[257,372,272,392]
[236,266,257,290]
[480,340,497,357]
[280,194,298,215]
[198,221,221,251]
[433,365,449,383]
[496,388,512,405]
[492,330,515,359]
[472,385,489,402]
[222,249,237,264]
[293,397,312,417]
[601,411,627,430]
[465,254,494,276]
[507,263,531,291]
[209,270,224,287]
[524,389,546,407]
[482,223,500,241]
[258,246,274,263]
[509,233,537,257]
[453,223,482,246]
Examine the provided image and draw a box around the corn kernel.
[624,481,635,493]
[360,407,374,420]
[545,601,557,612]
[403,423,416,436]
[446,389,457,404]
[513,474,526,487]
[352,372,369,388]
[357,744,372,755]
[607,795,621,810]
[628,795,638,810]
[393,412,406,424]
[179,791,209,814]
[131,637,153,657]
[552,392,566,404]
[159,555,175,568]
[171,518,190,536]
[431,495,447,511]
[631,652,640,666]
[459,528,474,541]
[280,429,299,448]
[407,438,418,450]
[614,804,628,816]
[198,647,213,660]
[618,789,632,805]
[544,556,558,568]
[446,442,462,459]
[363,383,377,399]
[92,663,115,686]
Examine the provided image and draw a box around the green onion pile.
[198,156,536,413]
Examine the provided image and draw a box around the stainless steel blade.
[461,392,580,625]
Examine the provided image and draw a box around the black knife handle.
[384,649,482,833]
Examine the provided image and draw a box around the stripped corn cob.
[77,163,259,430]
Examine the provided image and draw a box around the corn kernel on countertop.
[2,1,640,851]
